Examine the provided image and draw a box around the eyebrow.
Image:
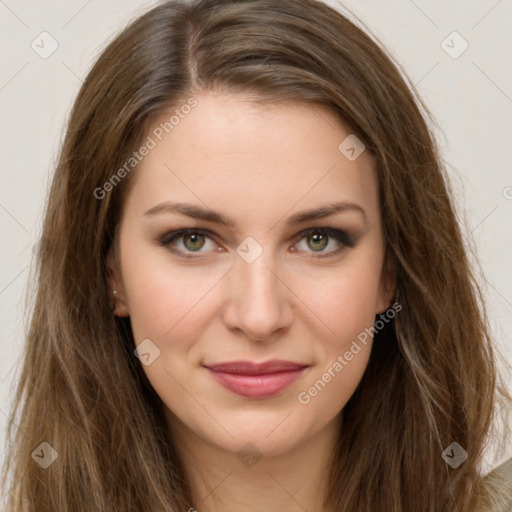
[143,200,367,228]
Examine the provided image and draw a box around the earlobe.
[106,247,130,317]
[376,285,395,315]
[376,254,397,314]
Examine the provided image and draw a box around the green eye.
[159,229,215,257]
[306,232,329,252]
[292,228,354,258]
[181,232,206,252]
[158,227,355,260]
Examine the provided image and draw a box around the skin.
[107,92,395,512]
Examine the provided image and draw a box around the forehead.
[122,93,380,227]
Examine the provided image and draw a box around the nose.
[222,249,294,341]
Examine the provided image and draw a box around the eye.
[157,227,355,259]
[158,229,218,258]
[291,228,355,259]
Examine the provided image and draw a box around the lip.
[204,360,309,399]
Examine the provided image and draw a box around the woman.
[2,0,511,510]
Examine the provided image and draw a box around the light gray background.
[1,0,511,485]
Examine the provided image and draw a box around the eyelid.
[291,227,355,248]
[158,228,218,246]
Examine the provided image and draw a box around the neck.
[167,411,341,512]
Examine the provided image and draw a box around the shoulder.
[477,457,512,512]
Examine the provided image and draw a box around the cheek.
[120,247,218,414]
[294,255,381,407]
[121,240,221,343]
[294,270,378,417]
[302,256,383,343]
[298,346,372,415]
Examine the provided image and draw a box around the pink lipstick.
[204,360,308,399]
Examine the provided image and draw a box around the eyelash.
[157,227,355,260]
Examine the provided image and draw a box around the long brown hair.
[2,0,511,510]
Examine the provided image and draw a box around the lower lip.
[206,368,307,399]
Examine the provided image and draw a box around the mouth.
[203,360,309,399]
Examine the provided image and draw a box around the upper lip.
[204,360,308,375]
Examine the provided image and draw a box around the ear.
[375,252,396,315]
[106,246,130,317]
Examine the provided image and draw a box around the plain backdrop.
[1,0,511,486]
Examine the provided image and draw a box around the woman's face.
[108,92,394,457]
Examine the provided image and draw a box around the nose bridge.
[235,234,278,287]
[225,237,292,339]
[240,249,277,295]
